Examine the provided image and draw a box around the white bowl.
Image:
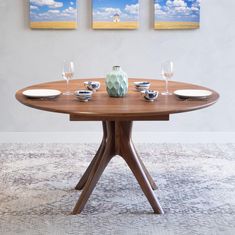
[141,90,159,102]
[75,90,93,102]
[84,81,100,91]
[134,82,151,91]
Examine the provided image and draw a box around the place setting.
[161,61,212,100]
[133,61,213,102]
[22,60,76,100]
[22,61,102,103]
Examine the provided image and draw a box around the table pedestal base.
[72,121,164,215]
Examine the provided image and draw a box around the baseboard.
[0,132,235,143]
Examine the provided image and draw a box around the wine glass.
[62,61,74,95]
[161,61,174,96]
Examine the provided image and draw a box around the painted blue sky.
[93,0,139,22]
[155,0,200,22]
[30,0,77,22]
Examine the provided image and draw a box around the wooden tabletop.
[15,78,219,121]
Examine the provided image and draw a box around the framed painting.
[154,0,200,30]
[30,0,78,29]
[92,0,139,29]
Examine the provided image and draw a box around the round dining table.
[15,78,219,215]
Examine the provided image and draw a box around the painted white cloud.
[155,3,161,10]
[191,6,199,11]
[173,0,187,7]
[155,4,166,15]
[125,4,139,15]
[31,6,77,21]
[156,0,200,19]
[30,0,63,8]
[30,5,39,10]
[48,9,60,14]
[63,7,76,14]
[104,8,122,15]
[93,7,121,20]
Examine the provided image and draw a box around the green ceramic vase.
[106,66,128,97]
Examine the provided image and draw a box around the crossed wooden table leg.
[72,121,163,215]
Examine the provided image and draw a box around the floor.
[0,143,235,235]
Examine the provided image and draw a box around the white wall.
[0,0,235,137]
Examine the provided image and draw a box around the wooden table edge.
[15,92,219,121]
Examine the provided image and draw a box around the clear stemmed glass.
[62,61,74,95]
[161,61,174,96]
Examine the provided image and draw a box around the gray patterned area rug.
[0,143,235,235]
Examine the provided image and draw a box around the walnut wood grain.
[15,78,219,121]
[15,78,219,215]
[72,121,163,215]
[75,122,107,190]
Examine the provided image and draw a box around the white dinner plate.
[23,89,62,99]
[174,89,213,99]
